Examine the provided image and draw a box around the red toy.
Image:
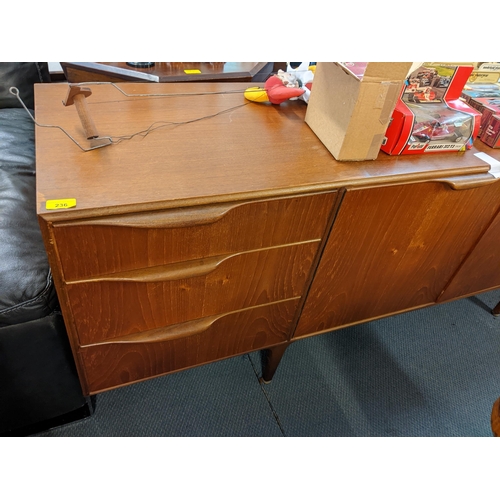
[263,75,308,104]
[244,63,315,105]
[410,108,469,143]
[382,65,481,155]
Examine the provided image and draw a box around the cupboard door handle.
[436,173,499,190]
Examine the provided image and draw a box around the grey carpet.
[34,290,500,437]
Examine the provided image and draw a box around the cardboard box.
[477,63,500,71]
[461,83,500,103]
[425,62,500,84]
[461,86,500,136]
[477,98,500,123]
[304,62,412,161]
[468,71,500,83]
[474,98,500,148]
[469,97,500,138]
[481,114,500,148]
[427,62,500,70]
[382,65,481,155]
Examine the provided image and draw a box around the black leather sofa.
[0,63,92,436]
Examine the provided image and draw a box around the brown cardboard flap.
[363,62,413,80]
[367,134,384,159]
[305,62,412,161]
[379,82,402,125]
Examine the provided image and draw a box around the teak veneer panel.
[440,203,500,301]
[34,82,492,219]
[80,299,299,394]
[67,241,320,345]
[51,193,336,281]
[295,180,500,338]
[34,82,500,395]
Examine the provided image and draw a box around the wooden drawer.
[67,241,320,345]
[52,192,337,281]
[79,298,300,394]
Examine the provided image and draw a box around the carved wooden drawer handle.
[57,202,243,229]
[82,299,297,347]
[54,193,332,230]
[66,240,319,284]
[69,254,230,284]
[436,173,499,191]
[104,314,223,344]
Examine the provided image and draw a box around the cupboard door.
[439,206,500,301]
[295,181,500,338]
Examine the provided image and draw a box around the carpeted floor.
[33,290,500,437]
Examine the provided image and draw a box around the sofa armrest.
[0,62,51,110]
[0,108,58,326]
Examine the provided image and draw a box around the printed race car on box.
[381,65,481,155]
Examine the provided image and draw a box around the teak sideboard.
[34,82,500,396]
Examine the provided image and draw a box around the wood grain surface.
[68,241,319,345]
[492,397,500,437]
[439,203,500,301]
[61,62,273,83]
[79,299,298,394]
[34,82,493,220]
[34,81,500,394]
[295,180,500,337]
[51,193,336,281]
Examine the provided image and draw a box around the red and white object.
[382,65,481,155]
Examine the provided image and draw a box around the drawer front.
[79,298,299,394]
[52,192,336,281]
[67,241,320,345]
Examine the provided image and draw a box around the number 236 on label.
[46,198,77,210]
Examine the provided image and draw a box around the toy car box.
[481,114,500,148]
[469,97,500,138]
[462,87,500,137]
[467,69,500,84]
[305,62,412,161]
[476,98,500,126]
[476,98,500,148]
[426,62,500,83]
[381,65,481,155]
[461,83,500,103]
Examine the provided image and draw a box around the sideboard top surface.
[34,82,498,218]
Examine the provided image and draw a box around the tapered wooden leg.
[492,301,500,316]
[492,397,500,437]
[260,343,289,384]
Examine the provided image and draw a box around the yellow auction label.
[46,198,77,210]
[184,69,202,74]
